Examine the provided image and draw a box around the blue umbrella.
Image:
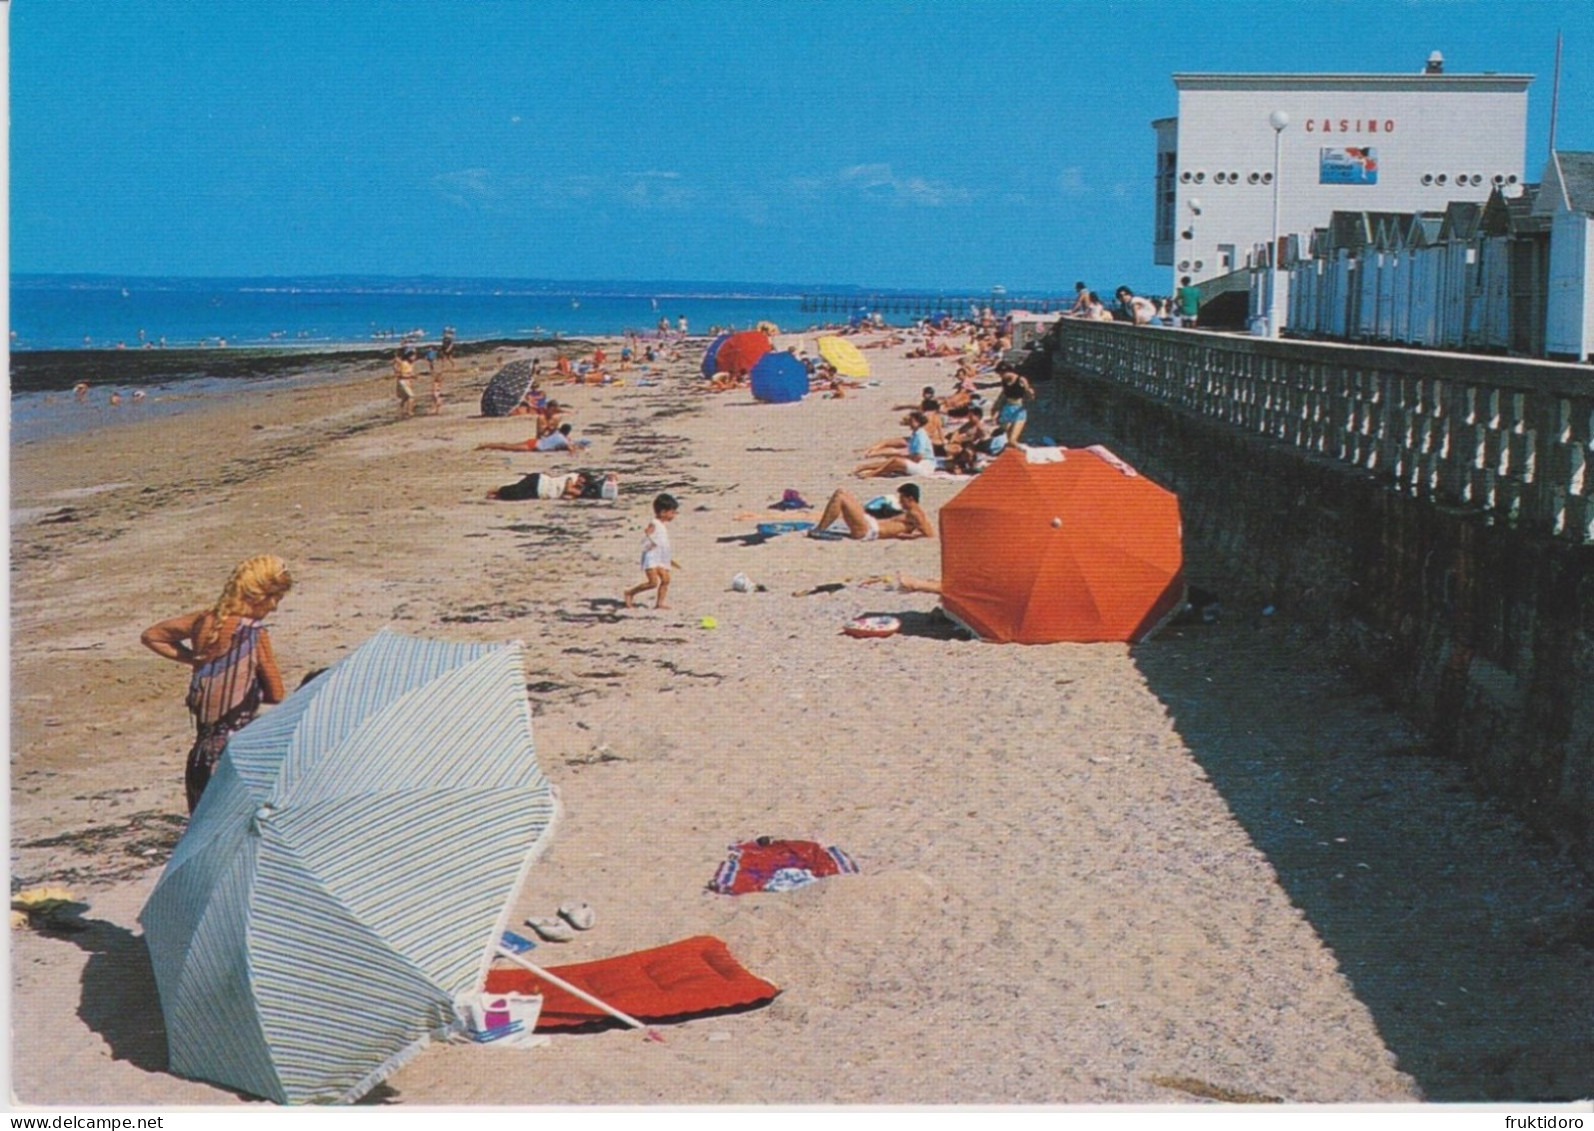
[480,359,537,417]
[700,333,731,377]
[139,630,557,1104]
[749,351,808,404]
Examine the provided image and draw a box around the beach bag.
[458,991,545,1046]
[575,470,615,500]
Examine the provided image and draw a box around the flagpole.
[1548,31,1563,159]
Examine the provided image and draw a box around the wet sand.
[10,336,1592,1106]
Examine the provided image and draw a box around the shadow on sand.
[1132,618,1594,1100]
[875,609,970,642]
[39,916,169,1076]
[43,914,403,1104]
[1026,387,1594,1098]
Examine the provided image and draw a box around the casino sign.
[1305,118,1397,134]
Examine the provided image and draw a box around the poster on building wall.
[1319,147,1378,185]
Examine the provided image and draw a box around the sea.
[6,274,885,442]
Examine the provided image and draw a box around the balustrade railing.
[1051,321,1594,543]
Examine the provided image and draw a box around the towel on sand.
[484,935,778,1030]
[709,839,859,895]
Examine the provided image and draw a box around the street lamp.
[1268,110,1290,338]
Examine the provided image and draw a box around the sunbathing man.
[810,482,934,541]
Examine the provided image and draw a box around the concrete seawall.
[1037,321,1594,869]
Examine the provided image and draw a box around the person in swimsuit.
[810,482,934,541]
[990,362,1036,446]
[393,350,416,418]
[141,554,293,813]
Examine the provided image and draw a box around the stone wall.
[1038,321,1594,868]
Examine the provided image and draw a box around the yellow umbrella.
[817,335,870,379]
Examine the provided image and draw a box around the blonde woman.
[141,555,293,812]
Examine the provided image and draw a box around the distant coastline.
[7,273,1035,354]
[8,337,576,395]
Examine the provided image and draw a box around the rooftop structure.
[1154,59,1532,289]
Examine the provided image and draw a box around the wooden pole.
[494,946,654,1035]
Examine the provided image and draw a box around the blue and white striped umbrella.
[138,630,558,1104]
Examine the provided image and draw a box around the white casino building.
[1153,56,1532,289]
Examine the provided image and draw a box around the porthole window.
[1422,173,1434,185]
[1193,261,1205,271]
[1507,174,1519,184]
[1229,172,1239,183]
[1470,174,1483,186]
[1180,171,1192,183]
[1262,172,1273,185]
[1194,171,1205,183]
[1248,172,1261,184]
[1436,174,1448,185]
[1492,174,1504,185]
[1178,260,1191,271]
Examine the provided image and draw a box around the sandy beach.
[10,335,1593,1107]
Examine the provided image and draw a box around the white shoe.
[526,916,575,943]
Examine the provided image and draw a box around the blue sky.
[10,0,1591,292]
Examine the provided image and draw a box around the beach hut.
[139,631,558,1104]
[748,351,807,404]
[938,447,1184,645]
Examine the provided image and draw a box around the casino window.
[1155,151,1177,247]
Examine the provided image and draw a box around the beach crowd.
[139,305,1047,811]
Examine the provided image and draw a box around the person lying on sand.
[809,483,934,541]
[892,386,941,412]
[474,422,584,453]
[809,362,862,398]
[486,470,589,501]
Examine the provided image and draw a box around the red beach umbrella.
[939,446,1185,644]
[713,331,772,377]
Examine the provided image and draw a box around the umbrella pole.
[494,947,656,1036]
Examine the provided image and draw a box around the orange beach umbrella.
[939,447,1184,644]
[714,331,772,376]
